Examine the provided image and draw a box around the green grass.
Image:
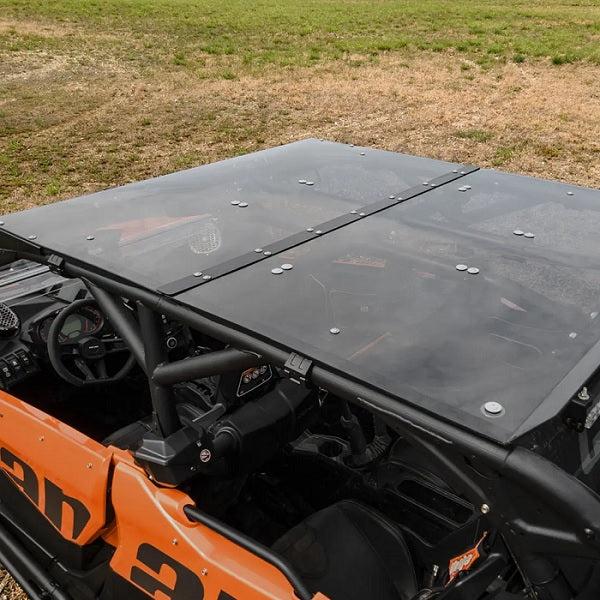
[1,0,599,70]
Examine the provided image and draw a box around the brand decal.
[448,532,487,583]
[131,544,238,600]
[0,447,91,541]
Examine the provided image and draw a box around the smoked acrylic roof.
[1,139,600,444]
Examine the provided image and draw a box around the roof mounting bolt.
[513,229,524,236]
[430,183,437,187]
[389,195,395,199]
[483,401,503,415]
[263,251,272,256]
[193,272,203,277]
[315,230,323,235]
[360,152,366,156]
[230,200,240,205]
[39,436,44,442]
[359,212,366,217]
[397,197,403,201]
[86,235,95,241]
[271,268,283,275]
[238,202,248,207]
[281,264,293,270]
[567,191,574,196]
[349,144,355,147]
[460,171,466,175]
[578,387,590,402]
[585,528,595,540]
[464,185,472,190]
[28,235,37,240]
[201,569,208,576]
[456,264,468,272]
[254,248,263,253]
[329,327,340,335]
[306,227,314,232]
[480,503,491,515]
[298,179,307,184]
[458,187,467,192]
[202,275,211,281]
[467,267,480,275]
[172,538,178,546]
[423,182,429,186]
[350,210,358,214]
[524,232,535,238]
[0,221,4,226]
[306,181,314,186]
[87,463,93,469]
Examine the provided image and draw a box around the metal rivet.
[298,179,306,184]
[39,436,44,441]
[281,264,293,270]
[306,181,314,186]
[452,169,458,173]
[193,272,203,277]
[271,268,283,275]
[481,503,491,515]
[86,235,95,241]
[389,195,395,199]
[329,327,340,335]
[460,171,466,175]
[456,264,468,271]
[458,186,467,192]
[349,144,355,147]
[483,401,503,415]
[464,185,472,190]
[172,539,178,546]
[350,210,358,214]
[513,229,524,236]
[397,197,403,201]
[360,152,366,156]
[567,191,574,196]
[29,235,37,240]
[202,275,211,280]
[578,387,590,402]
[570,332,577,339]
[239,202,248,208]
[315,230,322,235]
[423,182,429,186]
[263,251,271,256]
[0,221,4,226]
[201,569,208,576]
[230,200,240,205]
[524,232,535,239]
[591,312,599,320]
[306,227,314,232]
[87,463,93,469]
[359,212,366,217]
[430,183,437,187]
[254,248,263,253]
[467,267,480,275]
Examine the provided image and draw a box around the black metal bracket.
[284,352,313,385]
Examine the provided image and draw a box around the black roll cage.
[3,237,600,597]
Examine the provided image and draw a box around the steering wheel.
[47,299,136,387]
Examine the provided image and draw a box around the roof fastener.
[202,569,208,576]
[360,152,366,156]
[271,268,283,275]
[306,227,314,232]
[29,235,37,240]
[86,235,95,241]
[202,275,211,280]
[281,264,293,270]
[0,221,4,226]
[87,463,93,469]
[359,212,366,217]
[238,202,248,207]
[298,179,307,184]
[523,232,535,238]
[315,230,322,235]
[467,267,480,275]
[456,264,468,271]
[483,401,503,415]
[193,272,203,277]
[263,251,271,256]
[172,539,178,546]
[230,200,240,205]
[513,229,524,236]
[567,191,574,196]
[254,248,263,253]
[306,181,314,186]
[480,503,491,515]
[329,327,340,335]
[389,195,395,199]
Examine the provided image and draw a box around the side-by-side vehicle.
[0,139,599,600]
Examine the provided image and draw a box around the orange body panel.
[0,390,112,545]
[105,451,319,600]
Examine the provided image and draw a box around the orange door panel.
[0,391,113,545]
[107,452,330,600]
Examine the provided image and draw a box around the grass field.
[0,0,599,597]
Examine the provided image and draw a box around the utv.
[0,139,599,600]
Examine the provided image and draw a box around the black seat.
[272,500,418,600]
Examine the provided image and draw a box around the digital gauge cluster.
[37,305,104,343]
